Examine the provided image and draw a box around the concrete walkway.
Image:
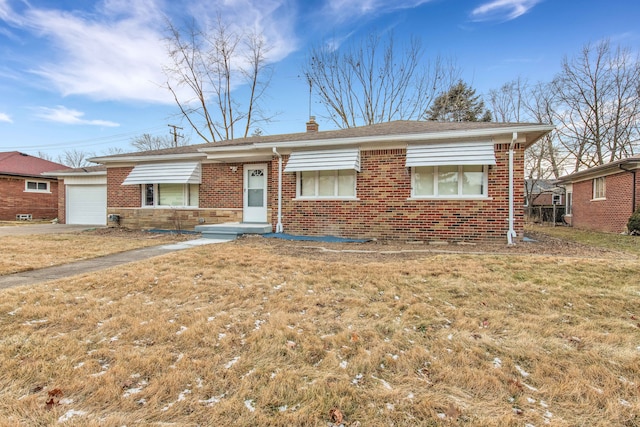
[0,223,102,236]
[0,238,231,289]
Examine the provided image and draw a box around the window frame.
[295,169,357,200]
[410,165,489,199]
[592,177,606,200]
[141,183,199,208]
[24,180,50,193]
[565,192,573,215]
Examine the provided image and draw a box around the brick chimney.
[306,116,319,132]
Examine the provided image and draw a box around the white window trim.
[24,180,50,193]
[294,170,358,200]
[565,191,573,216]
[141,183,199,208]
[410,165,490,199]
[592,177,606,200]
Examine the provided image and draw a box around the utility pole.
[168,124,184,147]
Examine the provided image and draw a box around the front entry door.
[243,164,268,223]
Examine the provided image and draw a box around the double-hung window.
[25,180,49,192]
[121,161,202,207]
[285,148,360,199]
[407,142,495,199]
[593,177,605,199]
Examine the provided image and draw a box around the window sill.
[590,197,606,202]
[141,206,199,209]
[24,190,51,194]
[293,197,360,201]
[408,196,493,201]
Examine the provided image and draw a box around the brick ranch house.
[0,151,69,221]
[557,155,640,233]
[83,120,553,242]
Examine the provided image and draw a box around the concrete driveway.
[0,223,103,236]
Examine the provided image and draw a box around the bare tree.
[302,31,461,128]
[488,77,527,122]
[552,40,640,172]
[130,133,188,151]
[57,149,94,168]
[163,16,273,142]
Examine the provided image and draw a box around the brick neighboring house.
[89,120,554,242]
[557,155,640,233]
[0,152,69,221]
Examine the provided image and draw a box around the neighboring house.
[82,119,553,242]
[557,155,640,233]
[524,179,565,223]
[43,165,107,225]
[0,151,69,221]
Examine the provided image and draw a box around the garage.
[66,184,107,225]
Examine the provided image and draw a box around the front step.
[195,222,272,240]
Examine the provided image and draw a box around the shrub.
[627,207,640,234]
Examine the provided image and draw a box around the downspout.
[507,132,518,245]
[272,147,284,233]
[619,164,637,214]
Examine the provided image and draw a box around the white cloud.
[323,0,433,22]
[1,0,299,104]
[471,0,542,22]
[35,106,119,127]
[0,112,12,123]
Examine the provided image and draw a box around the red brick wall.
[0,176,59,220]
[571,171,637,233]
[274,145,524,242]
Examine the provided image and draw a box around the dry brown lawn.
[0,229,192,275]
[0,233,638,426]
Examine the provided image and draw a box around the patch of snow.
[123,385,145,398]
[278,405,288,412]
[620,399,631,407]
[199,394,224,406]
[23,319,48,326]
[73,362,85,370]
[58,410,87,422]
[196,378,203,389]
[244,399,256,412]
[493,358,502,368]
[110,335,119,342]
[254,319,265,330]
[218,333,226,340]
[59,398,74,405]
[8,308,21,316]
[539,400,548,408]
[522,382,539,392]
[437,413,446,419]
[207,316,215,322]
[339,361,348,369]
[407,393,414,399]
[386,402,394,411]
[515,365,530,377]
[351,373,363,385]
[162,389,191,411]
[527,397,536,403]
[176,326,188,335]
[225,356,240,369]
[372,375,392,390]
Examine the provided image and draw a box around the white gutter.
[272,147,284,233]
[507,132,517,245]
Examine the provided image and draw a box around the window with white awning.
[122,162,202,185]
[284,148,360,172]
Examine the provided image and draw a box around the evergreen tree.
[426,80,492,122]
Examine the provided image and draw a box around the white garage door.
[67,185,107,225]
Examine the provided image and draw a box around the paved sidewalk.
[0,238,231,289]
[0,224,101,236]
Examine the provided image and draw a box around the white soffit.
[406,141,496,167]
[122,162,201,185]
[284,148,361,172]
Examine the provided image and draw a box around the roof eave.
[89,152,206,164]
[198,124,555,153]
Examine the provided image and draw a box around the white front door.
[243,164,268,223]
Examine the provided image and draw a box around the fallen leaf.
[445,403,461,419]
[329,407,344,424]
[45,388,63,410]
[350,332,359,343]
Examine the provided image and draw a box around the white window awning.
[406,141,496,167]
[284,148,360,172]
[122,162,202,185]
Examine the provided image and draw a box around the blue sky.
[1,0,639,160]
